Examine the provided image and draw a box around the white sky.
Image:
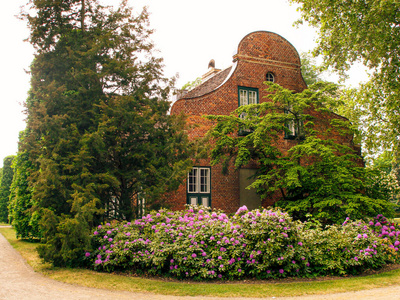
[0,0,369,167]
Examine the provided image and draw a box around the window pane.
[201,197,209,207]
[249,91,257,104]
[200,168,209,193]
[240,90,248,106]
[190,197,198,205]
[188,168,198,193]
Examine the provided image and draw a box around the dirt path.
[1,229,400,300]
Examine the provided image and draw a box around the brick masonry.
[165,31,362,214]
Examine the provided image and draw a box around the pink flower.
[279,269,284,274]
[192,253,197,258]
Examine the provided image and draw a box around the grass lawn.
[1,226,400,298]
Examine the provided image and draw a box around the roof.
[183,66,233,99]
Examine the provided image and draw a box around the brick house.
[166,31,360,214]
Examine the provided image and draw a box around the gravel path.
[1,228,400,300]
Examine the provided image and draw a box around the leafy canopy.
[206,82,394,224]
[290,0,400,158]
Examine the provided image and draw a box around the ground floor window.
[187,167,211,207]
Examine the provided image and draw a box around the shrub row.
[85,206,400,280]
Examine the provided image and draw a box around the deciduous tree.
[290,0,400,159]
[206,82,394,224]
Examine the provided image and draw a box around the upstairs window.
[238,87,258,135]
[266,72,275,82]
[239,87,258,107]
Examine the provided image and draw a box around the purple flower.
[192,253,197,258]
[93,231,98,235]
[298,242,303,246]
[238,269,242,273]
[85,252,90,257]
[279,269,284,274]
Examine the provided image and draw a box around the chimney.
[202,59,221,82]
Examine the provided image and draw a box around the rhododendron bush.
[85,206,400,280]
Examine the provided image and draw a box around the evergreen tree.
[21,0,192,266]
[0,155,15,223]
[8,131,40,239]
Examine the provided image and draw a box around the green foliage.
[37,208,94,267]
[19,0,192,266]
[290,0,400,160]
[181,77,202,91]
[276,136,394,224]
[8,133,41,239]
[85,206,400,280]
[84,95,193,220]
[300,52,323,86]
[0,155,15,223]
[206,82,394,224]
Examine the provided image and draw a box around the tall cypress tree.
[0,155,15,223]
[21,0,192,266]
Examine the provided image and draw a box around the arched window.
[266,72,275,82]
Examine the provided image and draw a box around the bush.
[84,206,400,280]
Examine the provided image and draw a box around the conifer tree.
[0,155,15,223]
[21,0,192,266]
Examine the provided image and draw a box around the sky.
[0,0,369,168]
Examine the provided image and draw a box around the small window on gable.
[266,72,275,82]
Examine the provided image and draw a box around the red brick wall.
[166,31,361,214]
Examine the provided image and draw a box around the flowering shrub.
[85,206,400,280]
[300,217,398,276]
[368,214,400,255]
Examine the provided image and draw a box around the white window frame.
[187,167,210,194]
